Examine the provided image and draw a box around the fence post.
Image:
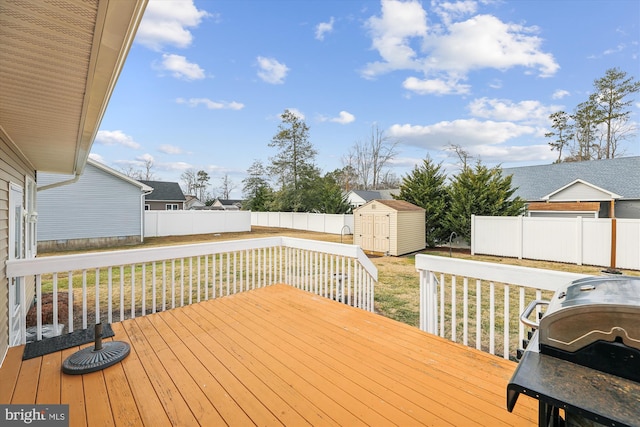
[517,215,523,260]
[576,216,583,266]
[470,215,475,255]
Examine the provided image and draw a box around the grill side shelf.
[507,349,640,427]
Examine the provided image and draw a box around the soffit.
[0,0,147,175]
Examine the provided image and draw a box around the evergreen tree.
[395,156,448,247]
[590,67,640,158]
[309,172,352,214]
[242,160,272,211]
[268,110,317,211]
[444,161,526,242]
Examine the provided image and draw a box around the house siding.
[1,134,36,364]
[550,182,612,201]
[38,164,143,244]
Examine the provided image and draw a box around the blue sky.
[93,0,640,198]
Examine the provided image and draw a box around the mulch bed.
[26,292,69,327]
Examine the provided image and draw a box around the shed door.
[373,214,390,253]
[359,213,390,253]
[360,214,374,251]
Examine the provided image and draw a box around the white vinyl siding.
[1,134,36,363]
[549,182,612,202]
[37,163,143,241]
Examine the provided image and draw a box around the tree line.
[546,67,639,162]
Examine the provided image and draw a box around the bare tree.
[180,169,198,195]
[347,125,399,190]
[141,158,156,180]
[219,174,237,200]
[446,143,473,170]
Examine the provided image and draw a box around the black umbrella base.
[62,341,130,375]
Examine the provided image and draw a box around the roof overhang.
[0,0,148,175]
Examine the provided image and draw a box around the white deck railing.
[6,237,377,344]
[416,255,590,360]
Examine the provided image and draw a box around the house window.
[166,204,179,210]
[145,204,150,211]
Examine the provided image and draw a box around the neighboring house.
[0,0,146,360]
[185,195,206,209]
[37,159,153,251]
[503,157,640,219]
[345,189,399,209]
[140,180,186,210]
[212,198,243,210]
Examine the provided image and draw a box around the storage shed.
[354,200,425,256]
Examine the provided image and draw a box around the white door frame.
[8,182,26,346]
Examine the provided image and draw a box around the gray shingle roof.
[503,157,640,201]
[140,180,186,201]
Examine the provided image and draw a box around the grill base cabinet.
[353,200,425,256]
[508,276,640,427]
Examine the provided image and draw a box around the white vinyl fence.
[471,215,640,270]
[145,210,251,237]
[252,212,354,235]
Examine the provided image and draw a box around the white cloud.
[95,130,141,149]
[88,153,105,163]
[467,98,560,124]
[362,0,427,78]
[256,56,289,84]
[158,144,184,155]
[324,111,356,124]
[388,118,536,148]
[283,108,305,120]
[403,76,470,95]
[432,0,477,26]
[137,153,155,163]
[315,17,335,40]
[136,0,211,51]
[470,144,557,163]
[159,54,205,80]
[363,1,559,94]
[176,98,245,110]
[160,161,193,172]
[552,89,570,99]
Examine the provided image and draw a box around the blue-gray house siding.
[37,159,151,251]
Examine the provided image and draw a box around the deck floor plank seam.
[110,323,173,427]
[153,308,284,426]
[144,312,256,427]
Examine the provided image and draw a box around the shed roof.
[140,180,186,202]
[360,199,425,212]
[503,157,640,201]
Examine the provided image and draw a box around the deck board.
[0,284,537,426]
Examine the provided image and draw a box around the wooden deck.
[1,284,538,426]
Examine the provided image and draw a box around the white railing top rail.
[7,237,377,281]
[416,254,589,291]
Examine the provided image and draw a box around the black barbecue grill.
[507,275,640,427]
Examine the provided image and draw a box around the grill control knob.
[516,349,524,360]
[522,339,530,349]
[527,330,533,340]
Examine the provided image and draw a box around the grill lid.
[539,276,640,353]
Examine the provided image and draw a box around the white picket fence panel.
[145,210,251,237]
[416,254,590,360]
[471,215,640,270]
[251,212,354,235]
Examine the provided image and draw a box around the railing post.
[419,269,438,334]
